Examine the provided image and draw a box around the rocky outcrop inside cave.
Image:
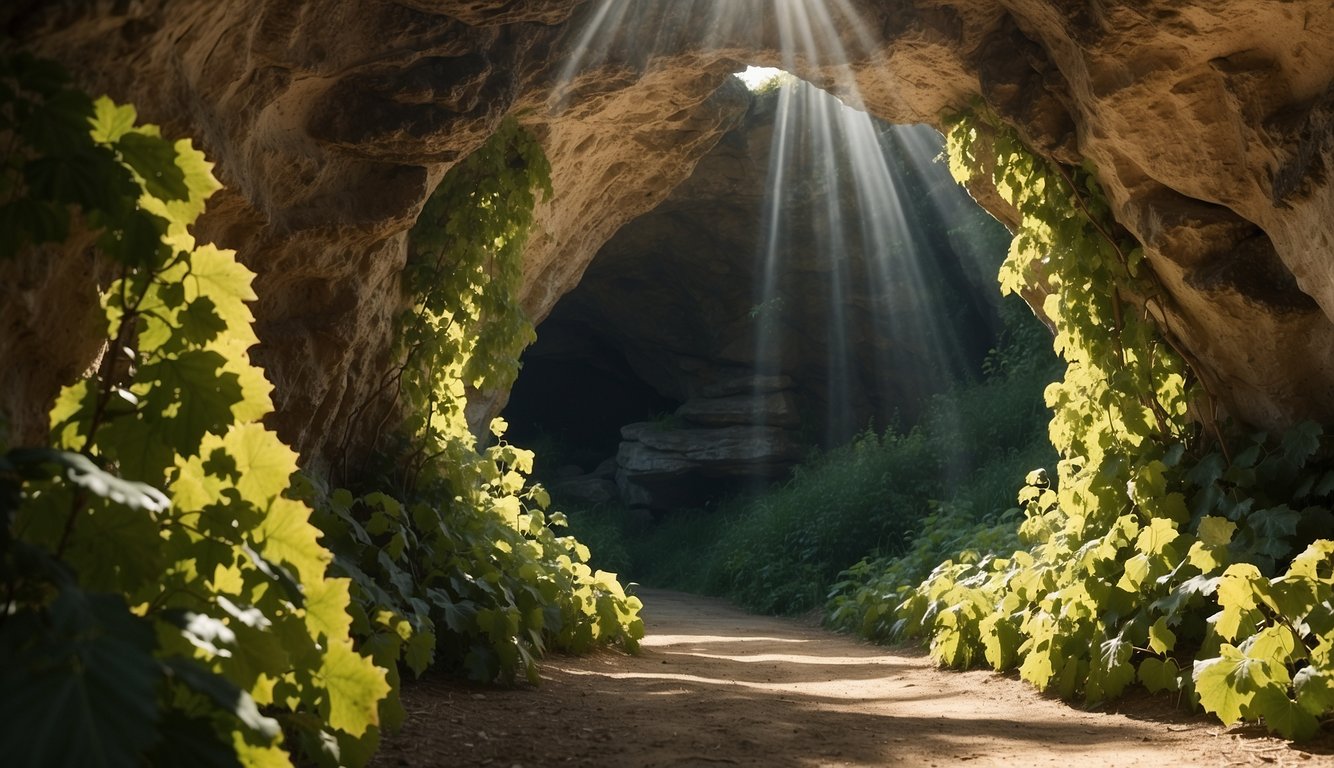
[614,374,802,511]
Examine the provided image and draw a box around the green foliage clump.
[2,58,644,767]
[829,108,1334,740]
[1,55,388,767]
[705,429,938,614]
[556,501,634,575]
[607,321,1056,616]
[313,117,644,696]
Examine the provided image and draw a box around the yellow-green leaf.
[255,496,330,585]
[304,577,353,644]
[318,640,390,737]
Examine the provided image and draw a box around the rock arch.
[8,0,1334,470]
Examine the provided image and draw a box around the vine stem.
[56,265,141,558]
[1049,161,1207,443]
[1145,297,1233,464]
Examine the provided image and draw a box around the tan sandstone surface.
[5,0,1334,471]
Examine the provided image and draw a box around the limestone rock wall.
[7,0,1334,471]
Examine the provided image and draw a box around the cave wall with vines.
[6,0,1334,470]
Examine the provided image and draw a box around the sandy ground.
[374,589,1333,767]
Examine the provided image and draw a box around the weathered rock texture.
[7,0,1334,472]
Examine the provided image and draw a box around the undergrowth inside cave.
[554,294,1059,615]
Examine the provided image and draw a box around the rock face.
[613,374,803,510]
[7,1,1334,473]
[617,421,802,511]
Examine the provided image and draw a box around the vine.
[1,54,388,766]
[830,108,1333,739]
[309,117,644,698]
[1,57,643,768]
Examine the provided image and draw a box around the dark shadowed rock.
[616,422,802,510]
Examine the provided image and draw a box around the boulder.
[550,476,620,506]
[675,392,800,428]
[616,422,801,510]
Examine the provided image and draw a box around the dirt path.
[374,589,1332,767]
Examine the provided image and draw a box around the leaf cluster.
[2,57,388,767]
[829,109,1334,740]
[311,118,643,693]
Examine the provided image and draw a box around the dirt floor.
[374,589,1334,767]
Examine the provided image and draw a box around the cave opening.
[502,67,1014,515]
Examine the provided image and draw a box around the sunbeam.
[554,0,1000,451]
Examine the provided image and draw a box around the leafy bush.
[702,429,939,614]
[830,108,1334,740]
[2,54,388,766]
[307,117,644,696]
[556,501,634,575]
[1,57,643,767]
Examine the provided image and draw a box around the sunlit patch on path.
[376,589,1325,768]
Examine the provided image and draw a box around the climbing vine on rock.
[310,117,644,700]
[0,54,388,767]
[830,107,1334,739]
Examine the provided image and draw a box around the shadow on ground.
[374,589,1331,768]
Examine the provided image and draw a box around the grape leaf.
[89,96,136,143]
[1249,687,1319,740]
[116,132,189,201]
[1139,657,1180,694]
[1149,617,1176,655]
[137,350,243,460]
[317,640,390,737]
[1294,666,1334,715]
[162,656,280,741]
[0,592,161,768]
[1194,645,1270,725]
[304,576,354,644]
[255,495,331,586]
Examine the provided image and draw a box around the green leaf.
[1193,645,1270,725]
[219,424,299,505]
[1139,657,1180,694]
[1294,666,1334,716]
[0,592,162,768]
[317,640,390,738]
[1214,564,1266,641]
[6,449,169,512]
[185,244,259,347]
[404,628,436,677]
[146,710,243,768]
[24,148,134,210]
[64,496,167,596]
[1242,625,1295,667]
[255,495,331,586]
[137,349,243,460]
[116,131,189,201]
[1249,687,1320,740]
[1196,516,1236,547]
[179,296,227,346]
[304,576,354,644]
[1135,518,1179,556]
[1148,617,1176,655]
[89,96,136,143]
[1280,420,1321,464]
[162,656,280,741]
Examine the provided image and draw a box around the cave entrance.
[502,66,1012,514]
